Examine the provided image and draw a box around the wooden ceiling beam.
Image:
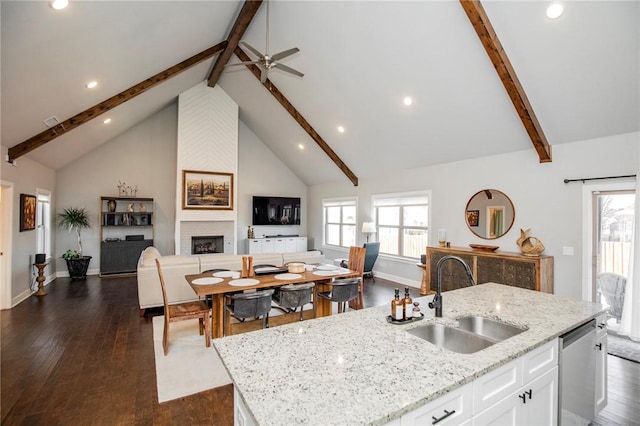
[207,0,263,88]
[459,0,552,163]
[8,41,228,163]
[234,46,359,186]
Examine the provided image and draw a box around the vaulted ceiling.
[2,1,638,186]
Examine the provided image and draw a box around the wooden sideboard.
[425,246,553,293]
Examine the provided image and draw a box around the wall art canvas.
[20,194,36,231]
[182,170,233,210]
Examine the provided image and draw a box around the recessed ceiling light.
[337,126,345,133]
[298,143,304,150]
[86,81,98,89]
[403,96,413,106]
[50,0,69,10]
[546,2,564,19]
[103,118,111,124]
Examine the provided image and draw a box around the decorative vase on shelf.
[107,199,116,212]
[139,203,146,213]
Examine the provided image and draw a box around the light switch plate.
[563,246,574,256]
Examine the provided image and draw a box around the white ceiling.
[2,1,638,186]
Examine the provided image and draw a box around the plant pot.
[65,256,92,280]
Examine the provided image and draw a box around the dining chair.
[155,259,211,356]
[343,246,366,310]
[362,242,380,281]
[272,282,316,320]
[597,272,627,323]
[317,278,361,314]
[224,289,275,335]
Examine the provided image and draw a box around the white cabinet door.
[285,238,297,253]
[234,388,256,426]
[247,239,262,254]
[474,366,557,426]
[262,239,275,253]
[273,239,286,253]
[472,390,519,425]
[401,382,473,426]
[473,358,521,413]
[521,366,558,426]
[296,237,307,252]
[595,333,608,414]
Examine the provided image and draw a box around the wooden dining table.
[185,266,357,338]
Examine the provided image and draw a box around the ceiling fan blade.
[260,67,268,83]
[271,47,300,61]
[241,41,264,59]
[273,63,304,78]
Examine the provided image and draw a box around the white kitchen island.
[213,283,607,425]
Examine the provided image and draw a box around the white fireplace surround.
[179,221,234,256]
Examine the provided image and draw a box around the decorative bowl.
[288,262,305,273]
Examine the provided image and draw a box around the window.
[323,198,357,248]
[36,190,51,258]
[373,192,429,259]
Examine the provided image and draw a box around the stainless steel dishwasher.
[558,319,597,425]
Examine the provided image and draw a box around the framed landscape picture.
[182,170,233,210]
[20,194,36,232]
[466,210,479,227]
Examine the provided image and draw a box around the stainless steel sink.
[407,317,527,354]
[457,316,527,341]
[407,323,495,354]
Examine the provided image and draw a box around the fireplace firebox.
[192,235,223,254]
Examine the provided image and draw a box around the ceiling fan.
[230,0,303,83]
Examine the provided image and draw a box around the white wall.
[309,132,639,299]
[1,147,56,306]
[176,83,238,255]
[55,103,178,274]
[237,121,308,253]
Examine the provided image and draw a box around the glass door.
[592,190,634,312]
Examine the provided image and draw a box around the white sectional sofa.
[136,246,325,315]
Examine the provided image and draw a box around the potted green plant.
[58,207,92,280]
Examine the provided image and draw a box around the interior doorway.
[1,182,14,309]
[591,188,635,331]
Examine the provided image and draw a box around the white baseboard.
[12,288,32,307]
[56,267,100,278]
[371,271,421,289]
[11,273,57,308]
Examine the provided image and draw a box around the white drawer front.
[522,339,558,384]
[401,382,473,426]
[473,359,521,413]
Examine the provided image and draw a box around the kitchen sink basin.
[407,323,495,354]
[407,317,527,354]
[457,316,527,341]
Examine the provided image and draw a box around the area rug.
[152,315,231,403]
[607,333,640,363]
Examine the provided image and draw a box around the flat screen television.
[252,196,301,225]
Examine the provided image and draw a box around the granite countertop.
[213,283,606,426]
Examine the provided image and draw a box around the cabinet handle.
[519,393,527,404]
[525,389,532,400]
[431,409,455,425]
[598,323,606,329]
[596,343,602,350]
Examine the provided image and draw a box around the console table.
[425,246,553,293]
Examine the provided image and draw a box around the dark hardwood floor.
[2,275,638,425]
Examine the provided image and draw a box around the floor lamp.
[362,222,376,243]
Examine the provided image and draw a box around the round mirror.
[465,189,515,240]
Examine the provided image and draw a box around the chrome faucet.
[429,255,476,317]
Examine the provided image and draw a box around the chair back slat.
[348,246,366,276]
[155,259,170,314]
